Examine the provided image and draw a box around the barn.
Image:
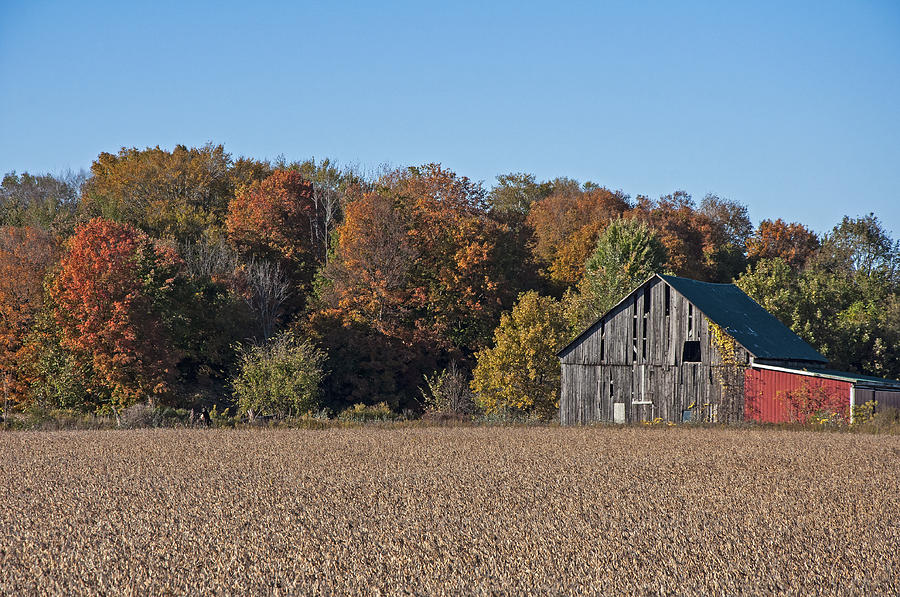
[558,274,900,425]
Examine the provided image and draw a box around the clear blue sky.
[2,1,898,235]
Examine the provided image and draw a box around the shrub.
[337,402,395,423]
[231,331,326,418]
[118,403,191,428]
[778,381,850,425]
[420,362,474,416]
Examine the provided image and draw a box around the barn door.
[632,365,653,422]
[680,363,701,422]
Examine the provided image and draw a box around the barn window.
[682,340,701,362]
[599,320,605,361]
[632,296,639,362]
[664,284,670,317]
[642,287,650,359]
[687,304,694,337]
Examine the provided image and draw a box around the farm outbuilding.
[558,274,900,425]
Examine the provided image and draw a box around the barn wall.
[560,277,748,424]
[743,368,851,423]
[873,390,900,411]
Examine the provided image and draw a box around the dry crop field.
[1,427,899,595]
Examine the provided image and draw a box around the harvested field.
[1,427,899,595]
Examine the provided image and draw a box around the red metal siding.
[744,368,851,423]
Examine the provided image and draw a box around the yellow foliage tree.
[470,291,570,418]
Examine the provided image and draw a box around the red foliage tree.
[0,227,59,402]
[325,164,513,352]
[628,192,711,280]
[226,169,316,268]
[627,191,753,281]
[50,218,180,409]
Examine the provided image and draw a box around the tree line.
[1,143,897,419]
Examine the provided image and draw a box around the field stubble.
[0,427,898,595]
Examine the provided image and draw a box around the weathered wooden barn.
[558,274,900,425]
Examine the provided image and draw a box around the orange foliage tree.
[746,218,820,270]
[49,218,181,410]
[316,164,516,409]
[226,169,316,265]
[325,164,515,351]
[629,191,751,282]
[525,188,631,286]
[0,227,58,403]
[226,169,320,309]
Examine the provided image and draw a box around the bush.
[0,406,114,431]
[854,407,900,434]
[420,362,475,416]
[337,402,395,423]
[119,403,191,428]
[779,381,850,425]
[231,331,326,418]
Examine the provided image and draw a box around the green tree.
[699,194,752,281]
[567,218,667,330]
[19,307,92,410]
[0,170,83,234]
[737,214,900,379]
[231,330,326,418]
[487,172,552,216]
[471,291,570,419]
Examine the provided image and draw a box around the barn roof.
[657,274,827,362]
[557,273,828,363]
[751,363,900,389]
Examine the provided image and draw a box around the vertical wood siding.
[560,277,749,424]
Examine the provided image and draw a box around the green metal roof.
[752,363,900,388]
[659,274,827,363]
[797,367,900,388]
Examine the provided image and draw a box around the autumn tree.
[566,218,668,330]
[323,191,417,334]
[226,168,320,310]
[746,218,819,270]
[0,227,59,403]
[628,191,751,282]
[229,157,274,191]
[471,291,570,419]
[325,164,514,351]
[0,171,83,234]
[526,187,631,287]
[314,164,516,410]
[49,218,181,410]
[81,144,235,241]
